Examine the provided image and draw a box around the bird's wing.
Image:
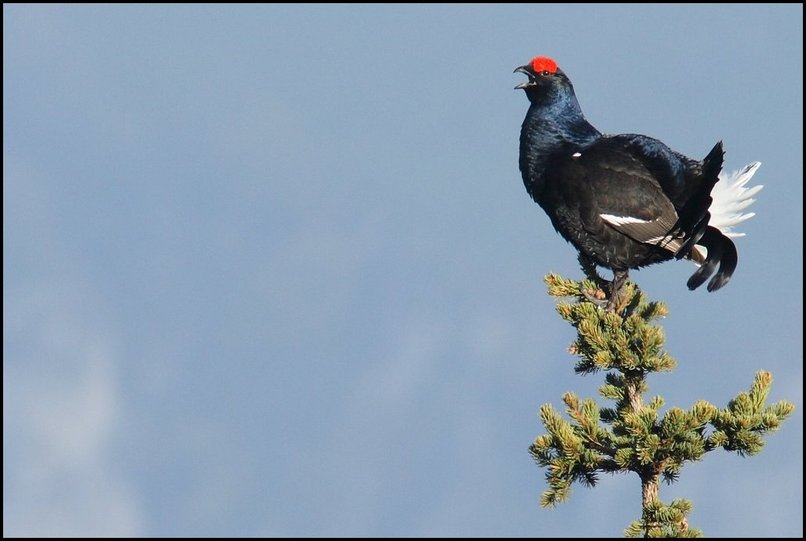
[555,139,695,257]
[608,134,689,201]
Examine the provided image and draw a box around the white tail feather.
[708,161,763,238]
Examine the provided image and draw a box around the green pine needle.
[531,274,793,537]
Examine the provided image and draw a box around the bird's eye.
[541,70,550,76]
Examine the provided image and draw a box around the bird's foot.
[605,270,630,312]
[581,286,609,308]
[580,282,609,308]
[577,256,632,313]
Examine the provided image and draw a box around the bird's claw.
[582,287,610,308]
[580,272,630,312]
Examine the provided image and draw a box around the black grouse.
[515,56,762,306]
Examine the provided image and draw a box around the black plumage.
[515,56,744,301]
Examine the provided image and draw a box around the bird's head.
[514,56,574,102]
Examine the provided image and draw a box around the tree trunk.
[641,471,660,537]
[641,472,659,506]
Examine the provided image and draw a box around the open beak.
[513,65,534,89]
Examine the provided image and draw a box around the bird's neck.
[519,93,600,201]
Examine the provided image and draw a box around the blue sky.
[3,4,802,537]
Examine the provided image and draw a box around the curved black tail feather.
[687,229,723,290]
[707,232,737,292]
[686,226,738,292]
[675,211,710,260]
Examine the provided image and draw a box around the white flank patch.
[710,162,763,238]
[600,213,652,226]
[571,152,582,158]
[646,235,674,247]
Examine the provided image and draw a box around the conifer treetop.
[531,273,794,537]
